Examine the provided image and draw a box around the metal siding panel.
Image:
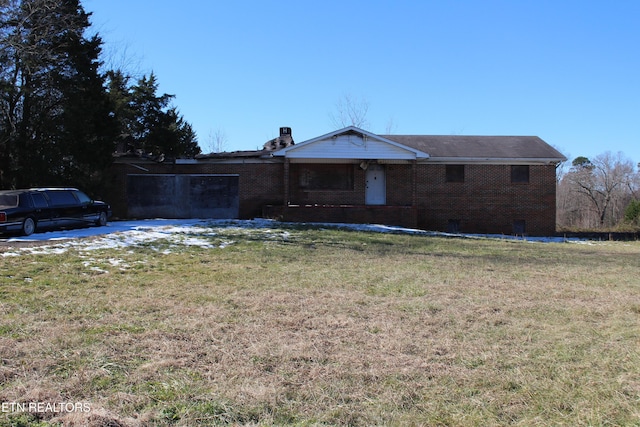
[127,174,239,219]
[127,175,178,218]
[186,175,239,218]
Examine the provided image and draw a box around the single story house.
[107,126,566,236]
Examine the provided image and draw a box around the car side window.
[0,195,18,207]
[46,191,77,206]
[17,194,31,208]
[31,193,49,209]
[73,190,92,205]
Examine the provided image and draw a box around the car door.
[72,189,99,223]
[46,190,81,227]
[28,192,54,229]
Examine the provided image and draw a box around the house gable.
[273,126,429,162]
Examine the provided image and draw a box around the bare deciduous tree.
[384,116,398,134]
[558,151,637,228]
[329,93,370,129]
[206,127,228,153]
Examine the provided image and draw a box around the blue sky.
[84,0,640,164]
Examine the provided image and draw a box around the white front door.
[365,164,386,205]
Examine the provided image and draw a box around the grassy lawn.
[1,225,639,426]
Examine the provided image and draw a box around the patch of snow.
[107,258,127,267]
[218,241,234,249]
[1,218,589,257]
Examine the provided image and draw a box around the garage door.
[127,174,239,219]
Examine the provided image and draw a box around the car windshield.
[0,194,18,208]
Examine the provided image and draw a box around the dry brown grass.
[1,227,640,426]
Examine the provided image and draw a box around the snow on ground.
[1,218,587,257]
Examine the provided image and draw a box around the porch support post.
[283,158,290,206]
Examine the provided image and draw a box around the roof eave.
[422,157,566,164]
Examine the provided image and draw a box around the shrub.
[624,199,640,226]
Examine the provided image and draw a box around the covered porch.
[269,126,429,228]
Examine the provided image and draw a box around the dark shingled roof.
[381,135,566,160]
[195,150,268,159]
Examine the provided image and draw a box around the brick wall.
[414,164,557,235]
[386,164,414,206]
[281,205,418,228]
[107,160,558,235]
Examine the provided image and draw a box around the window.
[298,164,354,190]
[46,190,77,206]
[447,219,461,233]
[511,165,529,183]
[513,220,526,235]
[0,195,18,207]
[446,165,465,183]
[31,193,49,209]
[73,190,92,205]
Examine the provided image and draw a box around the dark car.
[0,188,111,236]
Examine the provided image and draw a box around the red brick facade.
[414,164,557,235]
[107,158,558,236]
[280,162,556,235]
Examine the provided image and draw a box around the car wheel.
[96,211,108,226]
[22,217,36,236]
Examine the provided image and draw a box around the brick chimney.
[263,127,295,151]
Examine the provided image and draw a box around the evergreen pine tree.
[0,0,117,190]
